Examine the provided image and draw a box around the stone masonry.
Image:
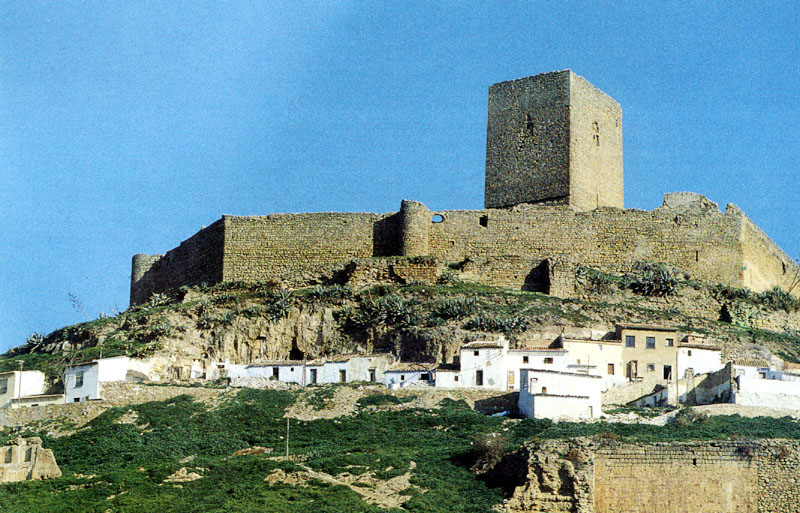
[503,438,800,513]
[0,437,61,483]
[130,71,799,305]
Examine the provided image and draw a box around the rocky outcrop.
[0,437,61,483]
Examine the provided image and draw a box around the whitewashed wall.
[677,348,723,377]
[733,376,800,410]
[433,370,461,388]
[518,369,603,420]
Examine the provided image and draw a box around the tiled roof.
[520,368,602,379]
[386,362,436,372]
[462,341,506,349]
[616,322,678,332]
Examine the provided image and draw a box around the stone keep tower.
[485,70,623,211]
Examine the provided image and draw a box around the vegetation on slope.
[3,389,800,513]
[5,266,800,384]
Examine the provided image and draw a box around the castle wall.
[426,200,744,289]
[506,439,800,513]
[220,212,399,287]
[594,443,758,512]
[738,206,800,293]
[130,219,225,304]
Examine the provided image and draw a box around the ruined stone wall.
[485,71,572,208]
[739,206,800,293]
[130,219,225,305]
[130,195,795,303]
[426,199,744,290]
[594,442,758,513]
[220,212,399,288]
[504,438,800,513]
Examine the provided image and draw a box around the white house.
[228,355,392,386]
[64,356,155,403]
[518,368,603,420]
[677,344,723,378]
[505,349,569,391]
[383,363,435,389]
[0,371,46,409]
[456,339,509,389]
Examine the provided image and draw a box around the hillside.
[4,265,800,386]
[4,383,800,513]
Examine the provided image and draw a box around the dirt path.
[295,462,414,510]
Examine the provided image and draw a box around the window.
[0,378,7,395]
[431,214,444,223]
[476,370,484,386]
[75,371,84,388]
[666,338,674,347]
[401,375,406,381]
[73,398,81,403]
[339,370,347,383]
[290,367,295,372]
[625,336,635,347]
[522,356,529,364]
[454,375,459,382]
[543,357,553,364]
[607,363,615,375]
[479,215,488,228]
[473,350,479,356]
[272,367,279,379]
[541,386,548,394]
[4,448,11,463]
[647,364,655,372]
[421,373,431,381]
[646,337,656,349]
[688,350,692,356]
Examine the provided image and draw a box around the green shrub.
[758,286,799,312]
[357,394,415,408]
[431,296,477,320]
[575,266,618,295]
[464,313,529,334]
[621,262,679,297]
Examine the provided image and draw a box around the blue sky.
[1,1,798,353]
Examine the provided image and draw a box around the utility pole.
[285,417,290,459]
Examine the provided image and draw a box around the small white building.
[458,339,510,389]
[0,371,46,409]
[229,355,392,386]
[64,356,155,403]
[433,365,461,388]
[383,363,435,389]
[506,349,569,390]
[677,344,723,378]
[518,368,603,420]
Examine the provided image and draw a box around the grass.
[3,390,800,513]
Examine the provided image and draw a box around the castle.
[130,70,798,305]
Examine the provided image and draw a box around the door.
[309,369,317,384]
[339,370,347,383]
[369,369,376,383]
[476,370,484,386]
[507,371,515,390]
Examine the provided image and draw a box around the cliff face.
[6,275,800,386]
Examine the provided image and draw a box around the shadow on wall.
[523,260,551,294]
[372,213,402,257]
